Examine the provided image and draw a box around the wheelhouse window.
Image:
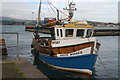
[65,29,74,37]
[86,29,93,37]
[76,29,84,37]
[57,29,59,36]
[60,29,63,37]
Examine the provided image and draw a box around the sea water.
[1,25,119,78]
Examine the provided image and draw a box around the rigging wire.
[46,1,55,17]
[41,2,45,19]
[39,0,69,26]
[46,0,56,16]
[46,0,68,16]
[49,2,68,16]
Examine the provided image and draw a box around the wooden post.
[0,38,7,55]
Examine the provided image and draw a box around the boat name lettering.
[52,41,60,44]
[60,54,68,56]
[59,51,82,57]
[70,51,82,55]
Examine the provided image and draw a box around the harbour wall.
[93,29,120,36]
[25,28,120,36]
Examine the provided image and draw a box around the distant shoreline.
[0,24,35,26]
[1,24,119,28]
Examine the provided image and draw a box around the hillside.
[1,17,119,27]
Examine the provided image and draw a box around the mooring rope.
[87,37,113,79]
[97,55,113,78]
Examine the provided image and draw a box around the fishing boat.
[31,0,101,75]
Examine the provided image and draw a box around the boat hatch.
[55,27,94,40]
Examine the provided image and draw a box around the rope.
[97,55,113,79]
[86,34,113,79]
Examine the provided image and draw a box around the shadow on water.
[32,49,94,79]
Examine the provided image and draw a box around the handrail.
[0,32,19,58]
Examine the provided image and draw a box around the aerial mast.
[63,0,77,23]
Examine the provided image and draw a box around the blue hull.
[38,54,97,72]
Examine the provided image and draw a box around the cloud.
[73,2,118,22]
[1,1,118,23]
[2,2,38,20]
[1,0,119,2]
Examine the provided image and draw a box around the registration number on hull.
[52,41,60,44]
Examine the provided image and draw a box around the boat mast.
[37,0,42,27]
[63,0,77,22]
[34,0,42,39]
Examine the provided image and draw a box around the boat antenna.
[37,0,42,27]
[63,0,77,23]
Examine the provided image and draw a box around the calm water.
[1,25,119,79]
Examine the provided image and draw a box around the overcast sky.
[1,0,119,23]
